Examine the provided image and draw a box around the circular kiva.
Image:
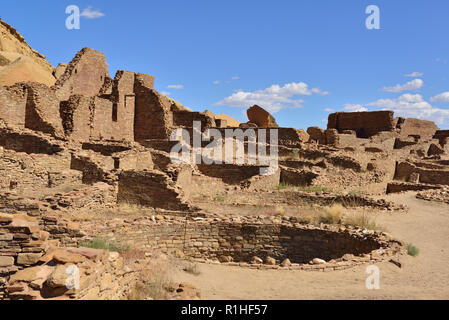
[95,215,405,271]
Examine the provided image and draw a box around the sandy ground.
[172,192,449,299]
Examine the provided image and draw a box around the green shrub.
[407,243,420,257]
[80,238,128,253]
[213,195,225,202]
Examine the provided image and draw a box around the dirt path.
[172,193,449,299]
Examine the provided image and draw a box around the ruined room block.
[60,95,94,142]
[110,70,137,141]
[134,84,173,140]
[325,129,340,147]
[134,72,155,90]
[114,151,154,171]
[24,82,64,138]
[0,83,27,128]
[277,128,309,147]
[90,97,114,140]
[117,170,191,210]
[434,130,449,146]
[173,110,215,128]
[428,143,445,156]
[52,48,110,101]
[397,118,439,139]
[215,118,227,128]
[280,167,318,187]
[327,111,395,138]
[307,126,326,144]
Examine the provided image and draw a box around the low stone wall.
[80,215,404,270]
[386,182,442,194]
[0,212,145,300]
[395,161,449,186]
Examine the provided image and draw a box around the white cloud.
[342,104,368,112]
[80,6,105,19]
[167,84,184,90]
[382,79,423,93]
[231,76,240,81]
[212,80,220,85]
[160,91,171,96]
[404,72,424,77]
[214,82,328,113]
[324,108,335,112]
[367,93,449,125]
[430,92,449,102]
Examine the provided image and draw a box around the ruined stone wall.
[0,127,64,155]
[328,111,395,138]
[117,170,192,211]
[0,147,77,193]
[434,130,449,146]
[397,118,438,139]
[395,161,449,185]
[110,71,135,141]
[24,82,63,138]
[53,48,109,101]
[134,83,172,140]
[173,110,215,128]
[280,167,318,186]
[0,84,27,128]
[60,95,93,141]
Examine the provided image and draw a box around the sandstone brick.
[0,255,14,267]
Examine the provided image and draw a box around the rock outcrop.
[247,105,279,128]
[0,20,55,86]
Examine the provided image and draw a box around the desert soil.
[172,192,449,300]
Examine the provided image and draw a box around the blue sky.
[1,0,449,128]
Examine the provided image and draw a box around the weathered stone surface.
[17,252,43,265]
[247,105,279,128]
[0,213,13,223]
[8,265,54,284]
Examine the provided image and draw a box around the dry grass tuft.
[318,204,344,224]
[127,260,173,300]
[183,262,201,276]
[343,211,386,231]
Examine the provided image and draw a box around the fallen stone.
[280,258,291,267]
[265,256,276,265]
[251,256,263,264]
[17,252,44,265]
[312,258,326,265]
